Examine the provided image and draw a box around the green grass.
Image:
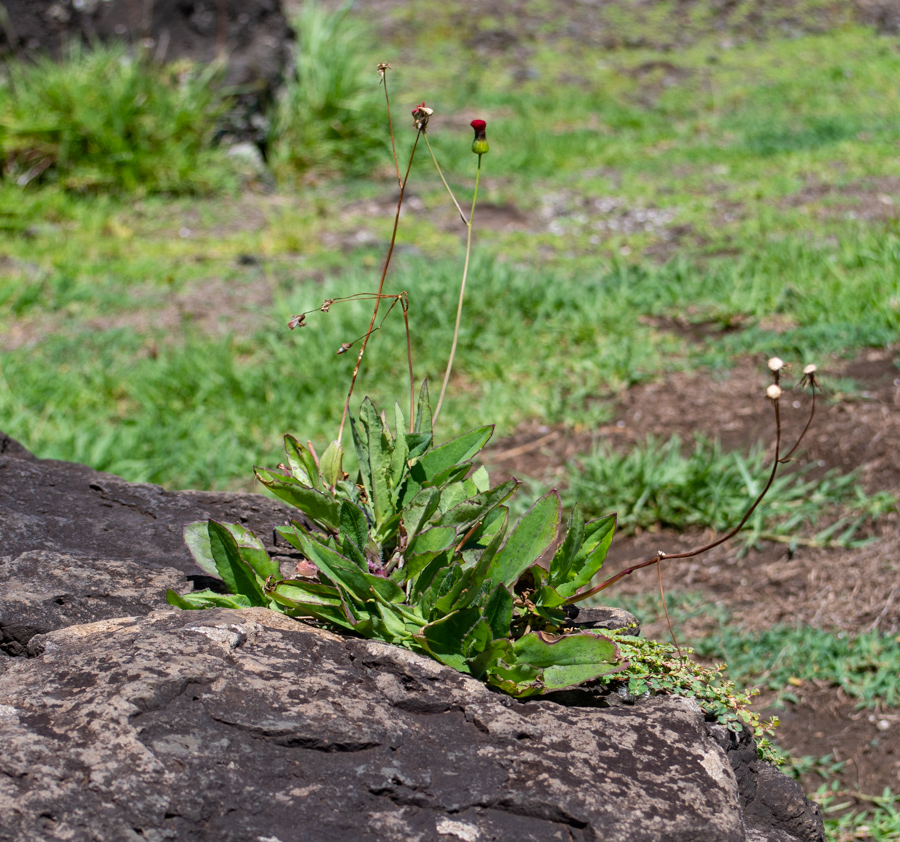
[559,434,896,550]
[0,42,234,194]
[268,1,388,181]
[0,6,899,494]
[818,784,900,842]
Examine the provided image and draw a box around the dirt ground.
[484,346,900,801]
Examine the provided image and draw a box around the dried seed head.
[799,363,820,391]
[767,357,784,372]
[411,102,433,131]
[287,314,306,330]
[376,62,391,79]
[336,342,352,355]
[321,298,335,313]
[766,384,783,400]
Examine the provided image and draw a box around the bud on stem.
[470,119,489,155]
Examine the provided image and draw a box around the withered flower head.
[411,102,433,131]
[287,314,306,330]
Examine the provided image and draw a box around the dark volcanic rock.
[0,432,300,654]
[4,608,748,841]
[0,431,297,572]
[0,435,825,841]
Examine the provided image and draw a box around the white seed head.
[767,357,784,372]
[803,363,817,375]
[766,384,783,400]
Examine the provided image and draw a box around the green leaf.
[217,521,280,580]
[298,526,406,605]
[319,440,344,487]
[166,589,255,610]
[401,488,441,543]
[268,589,358,630]
[533,584,567,609]
[401,426,492,505]
[284,434,320,489]
[273,580,343,606]
[420,607,483,672]
[512,631,621,691]
[405,432,432,461]
[207,521,268,606]
[433,479,518,535]
[464,508,509,593]
[491,491,561,589]
[339,500,369,554]
[433,564,472,616]
[390,403,410,502]
[556,514,617,598]
[471,465,490,493]
[184,521,219,579]
[481,582,514,639]
[414,379,433,438]
[358,398,394,528]
[459,505,508,555]
[407,525,456,557]
[419,426,493,478]
[549,505,584,588]
[462,618,494,659]
[254,468,341,530]
[466,638,512,680]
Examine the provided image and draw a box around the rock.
[1,608,754,841]
[0,431,299,573]
[0,434,825,841]
[0,432,302,655]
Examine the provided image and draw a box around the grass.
[267,1,388,181]
[0,42,234,194]
[560,434,896,550]
[817,784,900,842]
[0,7,897,496]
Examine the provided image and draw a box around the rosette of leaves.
[167,384,622,697]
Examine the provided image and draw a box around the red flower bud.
[470,119,489,155]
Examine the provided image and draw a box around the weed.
[268,1,386,181]
[816,784,900,842]
[561,434,896,551]
[0,42,233,194]
[605,592,900,709]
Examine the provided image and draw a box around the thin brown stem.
[567,392,788,604]
[434,153,482,427]
[657,558,681,657]
[780,383,817,463]
[381,69,402,188]
[337,132,422,445]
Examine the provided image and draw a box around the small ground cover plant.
[164,69,828,762]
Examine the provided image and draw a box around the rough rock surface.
[0,431,300,660]
[0,435,825,841]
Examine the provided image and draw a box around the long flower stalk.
[433,119,489,427]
